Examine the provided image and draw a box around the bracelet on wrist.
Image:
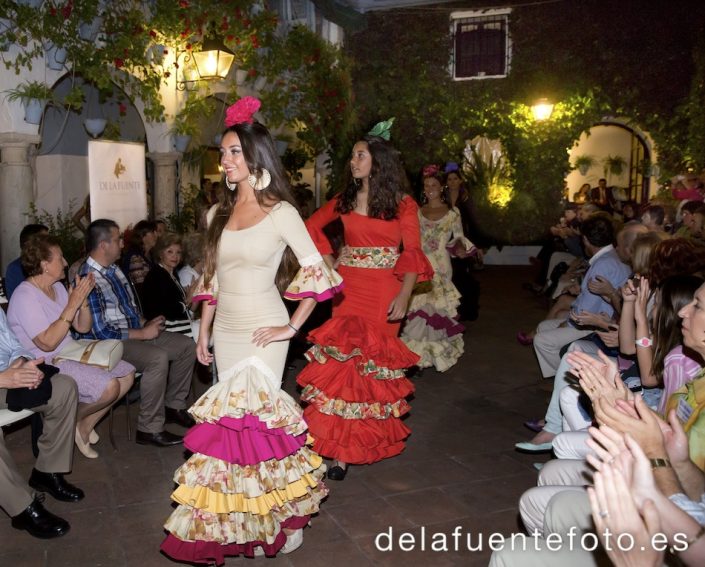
[649,457,671,469]
[59,315,72,326]
[635,336,653,348]
[287,322,299,334]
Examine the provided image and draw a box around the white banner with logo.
[88,140,147,231]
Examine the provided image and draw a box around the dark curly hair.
[21,233,62,277]
[649,238,705,287]
[334,135,410,220]
[203,121,300,294]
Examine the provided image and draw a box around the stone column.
[147,151,181,221]
[0,133,42,273]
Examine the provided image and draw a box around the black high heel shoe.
[327,462,347,481]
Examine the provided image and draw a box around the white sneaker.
[280,529,303,554]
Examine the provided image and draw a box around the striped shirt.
[77,256,142,340]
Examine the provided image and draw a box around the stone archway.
[35,75,148,217]
[567,118,657,204]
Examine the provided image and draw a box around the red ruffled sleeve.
[393,196,434,282]
[305,198,340,256]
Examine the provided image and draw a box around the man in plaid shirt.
[77,219,196,447]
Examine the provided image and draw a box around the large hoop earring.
[225,178,237,191]
[248,168,271,191]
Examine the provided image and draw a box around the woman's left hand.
[252,325,296,347]
[387,292,410,321]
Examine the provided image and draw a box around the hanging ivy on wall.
[344,3,704,243]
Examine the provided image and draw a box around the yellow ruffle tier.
[164,485,327,545]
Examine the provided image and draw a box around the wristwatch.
[635,336,653,348]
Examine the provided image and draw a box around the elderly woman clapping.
[7,234,135,459]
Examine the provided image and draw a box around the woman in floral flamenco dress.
[160,97,342,563]
[297,121,434,481]
[401,165,476,372]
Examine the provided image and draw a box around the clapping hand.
[68,273,95,311]
[568,350,631,405]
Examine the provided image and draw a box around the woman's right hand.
[634,277,651,325]
[196,334,213,365]
[621,278,638,303]
[67,273,95,311]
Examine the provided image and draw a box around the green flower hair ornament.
[367,117,395,141]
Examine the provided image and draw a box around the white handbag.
[55,339,124,371]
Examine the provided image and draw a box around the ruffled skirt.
[401,272,465,372]
[296,315,418,465]
[160,360,328,564]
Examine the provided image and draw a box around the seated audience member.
[142,233,193,336]
[178,232,204,293]
[0,308,83,539]
[8,234,135,459]
[621,200,638,222]
[691,204,705,241]
[532,216,631,378]
[120,219,157,305]
[4,224,48,300]
[573,183,590,204]
[641,203,667,232]
[672,172,705,202]
[78,219,196,447]
[589,178,614,213]
[154,219,167,238]
[675,200,703,238]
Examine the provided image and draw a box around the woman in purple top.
[7,234,135,459]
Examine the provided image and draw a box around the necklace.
[160,265,186,302]
[30,276,56,301]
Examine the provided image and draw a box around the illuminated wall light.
[531,98,554,121]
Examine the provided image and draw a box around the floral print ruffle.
[191,272,219,305]
[188,358,307,436]
[284,260,343,302]
[304,344,406,380]
[301,385,411,419]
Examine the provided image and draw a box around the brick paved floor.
[0,265,553,566]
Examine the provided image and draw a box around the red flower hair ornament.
[422,164,441,178]
[224,96,261,127]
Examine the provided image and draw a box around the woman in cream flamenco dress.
[160,98,342,563]
[401,166,476,372]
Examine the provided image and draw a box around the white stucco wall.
[566,122,659,201]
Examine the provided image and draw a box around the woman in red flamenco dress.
[297,125,433,480]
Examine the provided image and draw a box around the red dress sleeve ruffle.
[304,198,340,255]
[393,196,434,282]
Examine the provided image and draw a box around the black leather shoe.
[135,430,183,447]
[164,407,196,429]
[11,496,70,539]
[327,465,347,481]
[28,469,84,502]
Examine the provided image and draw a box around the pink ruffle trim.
[184,419,306,465]
[407,310,465,337]
[284,282,344,302]
[161,515,310,563]
[192,293,217,305]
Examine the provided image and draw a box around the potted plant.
[572,154,597,175]
[169,93,215,152]
[6,81,55,124]
[602,154,627,178]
